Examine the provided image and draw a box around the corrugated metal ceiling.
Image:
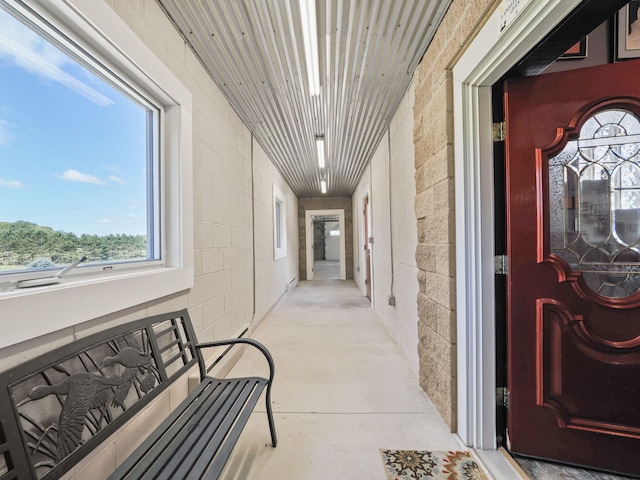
[157,0,451,197]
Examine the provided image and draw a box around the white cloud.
[55,169,107,185]
[109,175,126,184]
[0,177,23,188]
[128,214,142,219]
[0,13,113,107]
[95,218,111,224]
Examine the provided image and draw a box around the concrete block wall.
[0,0,299,477]
[252,140,299,322]
[388,83,420,373]
[413,0,496,429]
[351,83,419,374]
[297,197,353,280]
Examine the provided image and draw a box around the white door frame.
[452,0,583,449]
[305,209,346,280]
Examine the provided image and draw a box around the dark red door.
[506,60,640,476]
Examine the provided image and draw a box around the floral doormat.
[380,449,489,480]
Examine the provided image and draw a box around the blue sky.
[0,7,149,237]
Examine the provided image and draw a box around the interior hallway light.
[316,136,325,168]
[299,0,320,95]
[321,179,327,194]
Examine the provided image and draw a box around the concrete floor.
[220,280,464,479]
[216,279,635,480]
[312,260,340,280]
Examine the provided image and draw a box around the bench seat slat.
[174,378,266,480]
[107,379,217,479]
[114,379,234,479]
[110,377,268,480]
[140,380,247,480]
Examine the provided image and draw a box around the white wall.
[352,82,419,373]
[0,1,298,477]
[253,140,299,322]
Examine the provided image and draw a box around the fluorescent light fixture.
[321,179,327,194]
[316,137,325,168]
[299,0,320,95]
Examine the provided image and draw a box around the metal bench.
[0,309,277,480]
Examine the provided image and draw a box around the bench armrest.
[195,338,275,385]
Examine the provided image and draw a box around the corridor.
[221,280,461,479]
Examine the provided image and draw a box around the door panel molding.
[537,299,640,440]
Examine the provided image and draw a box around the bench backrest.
[0,309,201,480]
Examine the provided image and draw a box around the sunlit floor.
[220,280,463,479]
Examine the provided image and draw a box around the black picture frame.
[559,37,587,60]
[617,1,640,60]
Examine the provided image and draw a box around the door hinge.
[496,387,510,410]
[493,121,506,142]
[494,254,508,275]
[369,236,374,244]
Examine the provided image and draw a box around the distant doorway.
[305,209,346,280]
[312,216,341,279]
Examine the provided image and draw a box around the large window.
[0,0,193,349]
[0,2,160,282]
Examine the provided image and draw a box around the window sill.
[274,251,288,261]
[0,266,193,349]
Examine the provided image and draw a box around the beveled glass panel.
[612,162,640,247]
[549,108,640,298]
[594,110,627,128]
[579,165,610,246]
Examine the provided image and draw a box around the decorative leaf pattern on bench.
[11,330,160,479]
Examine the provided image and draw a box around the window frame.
[0,5,162,281]
[273,184,287,260]
[0,0,193,349]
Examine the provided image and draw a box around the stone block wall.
[298,197,353,280]
[413,0,497,429]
